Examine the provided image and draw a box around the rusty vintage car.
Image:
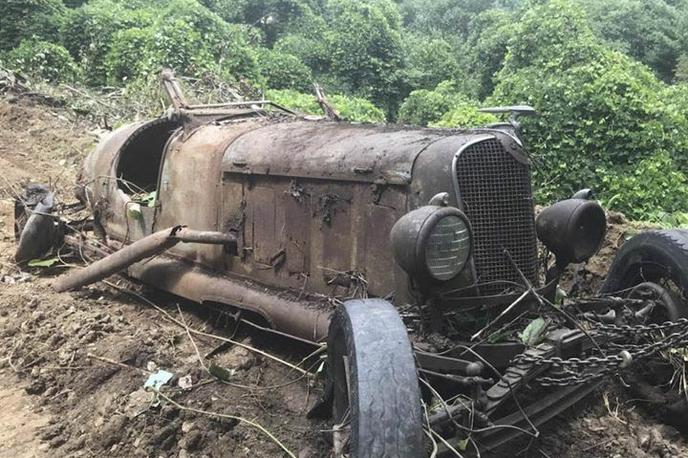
[15,73,688,456]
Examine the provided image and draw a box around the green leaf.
[127,203,142,220]
[208,362,235,382]
[457,438,469,451]
[519,317,549,346]
[28,257,59,267]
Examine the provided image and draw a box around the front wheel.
[327,299,424,458]
[602,230,688,429]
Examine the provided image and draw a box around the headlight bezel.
[391,205,473,283]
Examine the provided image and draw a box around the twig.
[154,390,296,457]
[177,304,207,370]
[86,352,149,374]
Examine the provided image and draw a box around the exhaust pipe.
[53,226,236,292]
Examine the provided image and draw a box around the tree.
[459,9,515,99]
[398,81,467,126]
[400,35,461,94]
[323,0,404,116]
[577,0,686,82]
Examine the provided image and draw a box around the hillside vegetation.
[3,0,688,222]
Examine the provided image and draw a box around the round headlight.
[391,206,472,282]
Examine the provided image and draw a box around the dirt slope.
[1,98,687,458]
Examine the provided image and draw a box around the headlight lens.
[391,206,473,283]
[425,215,471,281]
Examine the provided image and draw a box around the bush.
[491,0,688,214]
[0,0,66,52]
[266,89,385,123]
[599,152,688,221]
[431,105,497,129]
[105,27,154,84]
[328,94,386,123]
[61,0,154,85]
[399,78,496,129]
[258,49,313,92]
[143,19,215,78]
[4,39,81,83]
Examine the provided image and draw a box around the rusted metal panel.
[363,188,407,296]
[156,122,261,269]
[222,121,449,184]
[283,187,311,274]
[128,255,331,342]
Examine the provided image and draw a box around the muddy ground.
[1,98,688,457]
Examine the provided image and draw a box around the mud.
[1,98,687,457]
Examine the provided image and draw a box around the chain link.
[514,317,688,386]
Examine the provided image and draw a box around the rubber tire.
[327,299,423,458]
[602,230,688,297]
[600,230,688,430]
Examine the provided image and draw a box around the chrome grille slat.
[456,138,539,295]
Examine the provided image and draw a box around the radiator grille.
[456,138,538,295]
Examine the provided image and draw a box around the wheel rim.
[623,279,688,411]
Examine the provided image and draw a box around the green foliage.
[327,94,386,123]
[398,80,496,127]
[501,0,601,72]
[105,27,154,84]
[599,152,688,221]
[266,88,320,113]
[577,0,686,82]
[61,0,154,85]
[400,35,461,93]
[0,0,66,52]
[399,0,516,38]
[258,49,313,92]
[459,9,515,99]
[492,0,688,215]
[431,105,497,128]
[144,19,215,78]
[274,34,329,74]
[676,54,688,83]
[4,39,81,83]
[266,89,386,123]
[323,0,404,115]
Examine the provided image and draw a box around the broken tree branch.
[313,83,341,121]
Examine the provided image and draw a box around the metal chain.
[514,318,688,387]
[586,318,688,335]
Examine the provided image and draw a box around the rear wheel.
[327,299,424,458]
[601,230,688,429]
